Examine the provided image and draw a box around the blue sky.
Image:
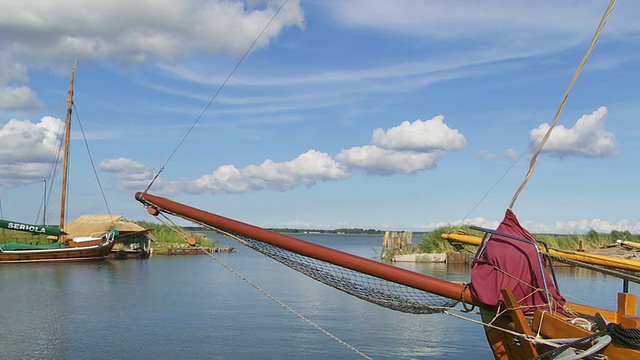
[1,0,639,234]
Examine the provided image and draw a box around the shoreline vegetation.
[149,223,640,256]
[417,226,640,254]
[2,220,638,256]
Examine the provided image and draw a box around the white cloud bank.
[101,115,465,192]
[102,106,622,198]
[3,109,619,201]
[177,150,349,194]
[100,150,348,195]
[1,111,629,234]
[416,216,639,235]
[0,0,305,110]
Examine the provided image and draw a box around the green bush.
[134,220,215,247]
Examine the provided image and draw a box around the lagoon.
[0,233,636,359]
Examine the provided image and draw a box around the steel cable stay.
[144,0,291,193]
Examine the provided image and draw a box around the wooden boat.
[134,192,640,359]
[0,61,117,263]
[0,239,115,263]
[134,1,640,358]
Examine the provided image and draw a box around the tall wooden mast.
[59,59,77,238]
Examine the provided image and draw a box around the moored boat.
[0,61,117,263]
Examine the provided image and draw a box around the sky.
[1,0,639,234]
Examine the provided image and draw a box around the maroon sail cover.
[470,209,565,312]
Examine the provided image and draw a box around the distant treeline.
[180,226,386,234]
[136,222,639,254]
[138,223,389,241]
[269,228,386,234]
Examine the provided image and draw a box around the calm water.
[0,233,637,360]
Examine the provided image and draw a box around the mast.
[59,59,77,238]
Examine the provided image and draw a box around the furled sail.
[470,209,565,313]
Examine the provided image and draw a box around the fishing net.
[216,230,460,315]
[137,193,462,315]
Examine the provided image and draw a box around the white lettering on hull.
[7,222,47,233]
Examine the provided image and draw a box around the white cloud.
[416,216,639,234]
[338,115,464,175]
[479,150,496,160]
[0,116,64,186]
[504,148,519,161]
[530,106,618,158]
[337,145,442,175]
[99,157,157,191]
[0,86,43,110]
[371,115,466,151]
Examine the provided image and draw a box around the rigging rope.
[144,0,291,193]
[198,245,374,360]
[508,0,617,210]
[72,103,115,228]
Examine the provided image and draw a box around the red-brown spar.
[135,191,474,305]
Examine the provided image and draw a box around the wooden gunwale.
[0,242,114,263]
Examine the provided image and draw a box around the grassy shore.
[416,226,640,254]
[2,222,637,257]
[0,221,216,254]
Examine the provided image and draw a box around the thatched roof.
[64,214,148,239]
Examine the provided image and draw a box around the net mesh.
[220,230,460,315]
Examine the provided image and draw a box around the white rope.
[445,309,602,352]
[198,243,375,360]
[444,310,534,341]
[509,0,617,209]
